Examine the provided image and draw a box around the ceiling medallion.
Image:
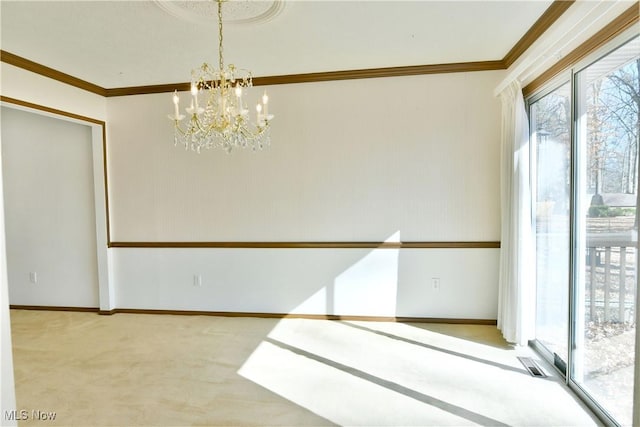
[154,0,284,25]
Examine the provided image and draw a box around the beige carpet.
[9,310,600,426]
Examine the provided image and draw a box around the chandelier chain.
[218,0,224,71]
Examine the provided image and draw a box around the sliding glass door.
[572,37,639,426]
[531,82,571,369]
[530,34,639,426]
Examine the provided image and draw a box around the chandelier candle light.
[168,0,274,153]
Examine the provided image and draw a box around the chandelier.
[168,0,274,153]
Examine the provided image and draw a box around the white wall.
[107,70,503,319]
[107,71,502,242]
[1,107,99,307]
[0,110,17,427]
[113,247,499,319]
[0,3,18,419]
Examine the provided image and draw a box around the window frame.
[527,73,572,376]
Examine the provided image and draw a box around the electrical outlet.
[193,274,202,287]
[432,277,440,291]
[29,272,37,284]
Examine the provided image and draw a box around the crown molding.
[503,0,575,68]
[252,61,506,86]
[0,50,107,96]
[1,1,572,97]
[523,3,639,97]
[105,83,190,97]
[106,61,506,96]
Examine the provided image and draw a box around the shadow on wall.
[289,231,499,320]
[297,231,400,318]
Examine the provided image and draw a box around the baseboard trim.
[9,305,100,313]
[10,305,496,325]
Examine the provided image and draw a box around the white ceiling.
[0,0,555,89]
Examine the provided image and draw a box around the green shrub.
[588,205,629,217]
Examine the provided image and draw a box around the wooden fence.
[587,231,637,323]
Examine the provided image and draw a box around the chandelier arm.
[190,115,202,131]
[174,124,186,136]
[187,115,209,137]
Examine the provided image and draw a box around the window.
[530,82,571,369]
[529,35,639,426]
[573,37,639,426]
